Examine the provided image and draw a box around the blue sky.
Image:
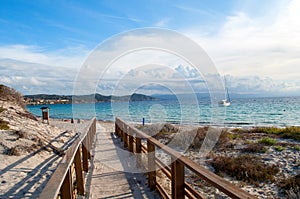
[0,0,299,96]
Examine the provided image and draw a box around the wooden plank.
[82,142,89,172]
[124,132,128,148]
[147,140,156,191]
[60,169,73,199]
[155,158,171,179]
[128,135,134,152]
[171,159,184,199]
[39,164,69,199]
[156,182,170,199]
[185,183,205,199]
[74,148,85,195]
[135,137,142,169]
[135,137,141,153]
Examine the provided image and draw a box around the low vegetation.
[242,143,267,153]
[259,137,277,145]
[0,107,5,113]
[0,84,25,108]
[4,146,21,156]
[278,174,300,198]
[274,145,285,151]
[294,145,300,151]
[0,119,9,130]
[210,155,280,184]
[254,126,300,141]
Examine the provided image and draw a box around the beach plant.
[210,154,279,183]
[4,146,21,156]
[259,137,277,145]
[254,126,300,141]
[0,118,9,130]
[227,133,240,140]
[242,143,267,153]
[293,145,300,151]
[274,145,285,152]
[0,84,25,108]
[0,107,5,113]
[278,174,300,198]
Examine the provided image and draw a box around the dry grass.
[210,154,279,184]
[242,143,267,153]
[278,174,300,198]
[236,126,300,141]
[0,107,5,113]
[4,146,22,156]
[0,119,9,130]
[259,137,277,145]
[189,127,233,150]
[0,84,25,108]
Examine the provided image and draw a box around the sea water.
[27,96,300,127]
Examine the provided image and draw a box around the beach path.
[87,122,160,199]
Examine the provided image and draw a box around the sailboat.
[219,77,231,106]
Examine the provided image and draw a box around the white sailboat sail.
[219,77,231,106]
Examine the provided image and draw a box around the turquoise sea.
[27,96,300,127]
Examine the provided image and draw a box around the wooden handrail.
[115,117,257,199]
[39,118,97,199]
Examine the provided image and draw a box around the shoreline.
[36,116,300,128]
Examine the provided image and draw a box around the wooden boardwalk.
[86,123,160,199]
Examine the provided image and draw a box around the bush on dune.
[210,154,279,183]
[254,127,300,141]
[0,84,25,108]
[0,119,9,130]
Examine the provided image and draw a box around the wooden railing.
[39,118,97,199]
[115,117,257,199]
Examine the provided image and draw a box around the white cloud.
[0,44,88,68]
[154,18,170,27]
[185,0,300,83]
[0,59,77,94]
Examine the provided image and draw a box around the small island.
[24,93,157,105]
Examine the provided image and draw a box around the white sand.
[0,115,89,198]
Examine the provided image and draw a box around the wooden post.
[124,132,128,148]
[147,140,156,191]
[115,122,118,136]
[82,142,89,172]
[128,135,134,152]
[60,168,73,199]
[74,148,84,195]
[171,159,185,199]
[120,128,123,142]
[136,137,142,168]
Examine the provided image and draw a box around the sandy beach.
[0,117,90,198]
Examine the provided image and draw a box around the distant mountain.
[24,93,157,104]
[151,92,298,101]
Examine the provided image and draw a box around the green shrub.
[0,119,9,130]
[0,107,5,113]
[210,155,279,183]
[259,137,277,145]
[4,146,21,156]
[242,143,267,153]
[227,133,240,140]
[254,126,300,141]
[294,145,300,151]
[278,174,300,195]
[274,145,285,151]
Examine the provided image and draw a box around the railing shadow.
[0,130,78,198]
